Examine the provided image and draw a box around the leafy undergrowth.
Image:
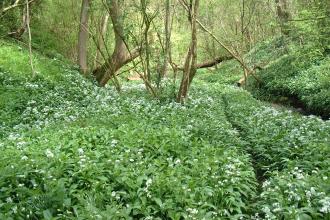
[1,41,258,219]
[222,88,330,219]
[1,40,330,219]
[195,60,242,85]
[0,86,258,219]
[245,38,330,119]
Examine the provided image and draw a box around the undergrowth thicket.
[244,37,330,119]
[0,40,329,219]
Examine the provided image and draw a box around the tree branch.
[177,55,233,70]
[1,0,36,15]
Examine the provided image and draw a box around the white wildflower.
[111,139,118,146]
[174,159,181,165]
[45,149,54,158]
[186,208,199,215]
[146,179,152,187]
[320,197,330,213]
[6,197,13,203]
[78,148,84,155]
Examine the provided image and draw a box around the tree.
[26,0,35,77]
[176,0,199,103]
[160,0,171,80]
[93,13,109,70]
[275,0,291,35]
[92,0,140,87]
[78,0,90,75]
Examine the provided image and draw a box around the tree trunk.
[94,14,109,69]
[141,0,152,81]
[92,0,140,87]
[78,0,90,75]
[177,0,199,103]
[26,0,35,77]
[161,0,171,78]
[275,0,291,35]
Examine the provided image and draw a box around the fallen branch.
[177,55,233,70]
[179,0,261,86]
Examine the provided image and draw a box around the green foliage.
[232,0,330,120]
[248,53,330,118]
[30,0,81,60]
[0,41,258,219]
[1,38,330,219]
[288,58,330,115]
[292,0,330,57]
[239,33,330,118]
[222,87,330,219]
[0,8,21,35]
[196,61,242,85]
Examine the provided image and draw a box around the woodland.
[0,0,330,219]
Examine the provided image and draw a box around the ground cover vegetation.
[1,0,329,219]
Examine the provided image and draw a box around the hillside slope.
[247,38,330,119]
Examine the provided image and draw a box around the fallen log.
[177,55,233,70]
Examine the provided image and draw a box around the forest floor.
[1,40,330,219]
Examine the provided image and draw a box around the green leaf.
[43,210,53,220]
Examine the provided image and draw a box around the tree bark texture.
[78,0,90,75]
[177,0,199,103]
[161,0,171,78]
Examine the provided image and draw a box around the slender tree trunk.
[179,6,261,87]
[161,0,171,78]
[177,0,199,103]
[140,0,152,81]
[240,0,245,49]
[78,0,90,75]
[94,14,109,69]
[26,0,35,77]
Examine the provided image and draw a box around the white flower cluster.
[143,178,153,198]
[45,149,54,158]
[111,191,120,200]
[320,197,330,213]
[186,207,199,219]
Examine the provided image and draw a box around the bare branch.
[1,0,36,15]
